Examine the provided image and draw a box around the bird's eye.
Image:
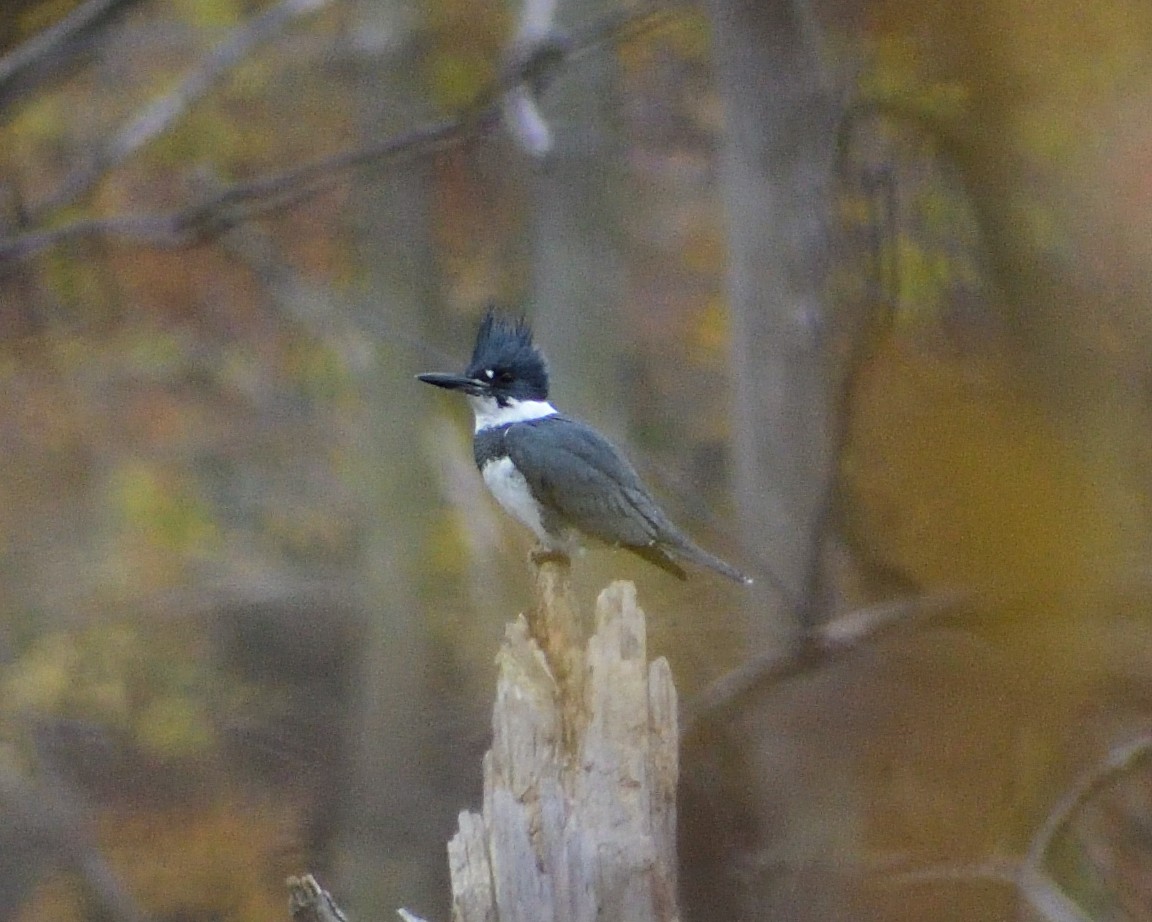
[495,369,514,384]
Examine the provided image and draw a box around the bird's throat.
[470,396,558,432]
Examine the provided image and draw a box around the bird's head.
[418,310,553,427]
[418,310,549,404]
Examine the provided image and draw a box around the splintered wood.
[447,567,680,922]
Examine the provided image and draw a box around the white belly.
[481,457,555,545]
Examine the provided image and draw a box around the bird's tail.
[667,533,754,585]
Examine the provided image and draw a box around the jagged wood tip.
[449,578,680,922]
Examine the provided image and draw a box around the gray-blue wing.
[502,415,752,583]
[502,416,674,548]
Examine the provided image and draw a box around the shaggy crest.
[465,309,550,400]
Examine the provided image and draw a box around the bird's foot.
[530,546,571,568]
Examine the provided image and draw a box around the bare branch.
[685,589,966,723]
[287,875,349,922]
[564,1,681,61]
[0,3,684,264]
[884,855,1020,888]
[0,756,154,922]
[1017,735,1152,922]
[873,737,1152,922]
[35,0,335,216]
[816,588,966,649]
[500,0,565,157]
[0,0,139,91]
[1024,736,1152,868]
[1017,873,1095,922]
[501,78,557,159]
[0,115,467,261]
[74,851,155,922]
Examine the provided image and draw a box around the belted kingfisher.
[418,311,752,584]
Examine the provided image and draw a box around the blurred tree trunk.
[706,0,839,638]
[337,1,447,915]
[529,0,628,439]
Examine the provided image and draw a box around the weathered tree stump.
[448,559,680,922]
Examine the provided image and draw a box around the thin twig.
[565,1,682,62]
[0,0,138,90]
[0,3,684,264]
[883,855,1020,888]
[34,0,335,216]
[874,736,1152,922]
[684,589,965,724]
[500,0,563,156]
[0,748,155,922]
[287,875,349,922]
[0,115,467,260]
[1017,735,1152,922]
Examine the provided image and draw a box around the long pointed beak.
[416,372,483,393]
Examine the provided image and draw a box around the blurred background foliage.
[0,0,1149,921]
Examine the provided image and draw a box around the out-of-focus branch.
[1017,735,1152,922]
[684,588,966,723]
[0,0,139,91]
[878,736,1152,922]
[34,0,335,217]
[0,754,154,922]
[290,876,435,922]
[494,0,680,157]
[0,115,466,261]
[882,855,1020,888]
[286,875,349,922]
[500,0,565,157]
[0,1,684,264]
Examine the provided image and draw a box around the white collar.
[469,395,558,432]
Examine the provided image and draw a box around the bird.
[417,310,753,584]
